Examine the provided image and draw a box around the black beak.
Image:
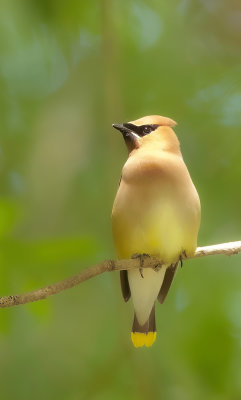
[112,123,132,136]
[112,123,139,153]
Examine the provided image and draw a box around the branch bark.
[0,241,240,308]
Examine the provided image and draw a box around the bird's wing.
[157,262,178,304]
[120,270,131,302]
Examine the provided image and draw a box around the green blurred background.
[0,0,241,399]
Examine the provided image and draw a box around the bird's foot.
[131,253,150,278]
[179,250,187,268]
[153,262,162,272]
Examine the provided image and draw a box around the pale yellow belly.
[112,198,197,263]
[112,194,198,325]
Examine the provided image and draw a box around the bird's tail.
[131,304,156,348]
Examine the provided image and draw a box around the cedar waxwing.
[111,115,201,348]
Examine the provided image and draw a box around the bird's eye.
[143,126,152,135]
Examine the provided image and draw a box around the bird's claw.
[131,253,150,278]
[153,263,162,272]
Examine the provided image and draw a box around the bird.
[111,115,201,348]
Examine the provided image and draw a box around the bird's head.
[112,115,179,154]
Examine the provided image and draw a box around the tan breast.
[112,149,200,262]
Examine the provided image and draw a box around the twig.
[0,241,240,308]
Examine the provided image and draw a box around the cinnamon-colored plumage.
[112,115,201,347]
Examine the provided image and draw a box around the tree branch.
[0,241,240,308]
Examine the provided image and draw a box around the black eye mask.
[123,123,160,137]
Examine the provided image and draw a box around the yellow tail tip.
[131,332,157,348]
